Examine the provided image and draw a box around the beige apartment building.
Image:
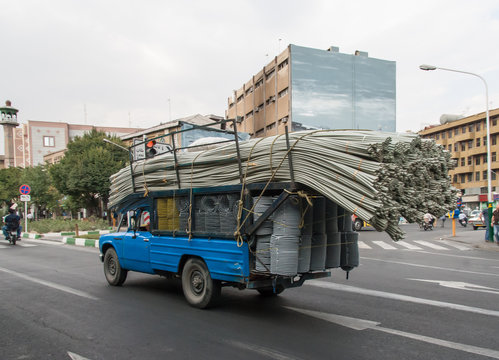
[226,44,396,138]
[419,108,499,208]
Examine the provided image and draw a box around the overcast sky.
[1,0,498,155]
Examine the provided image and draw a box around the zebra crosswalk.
[358,239,471,251]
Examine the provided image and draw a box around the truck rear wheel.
[104,248,128,286]
[182,258,221,309]
[353,219,363,232]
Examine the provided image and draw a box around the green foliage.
[49,129,128,214]
[20,165,61,212]
[0,167,23,207]
[28,217,110,234]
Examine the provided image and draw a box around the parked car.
[468,212,486,230]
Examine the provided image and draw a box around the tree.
[20,165,61,217]
[49,129,129,216]
[0,167,23,211]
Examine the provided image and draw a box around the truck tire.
[182,258,221,309]
[353,219,363,232]
[257,285,285,297]
[104,247,128,286]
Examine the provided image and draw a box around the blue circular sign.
[19,184,31,195]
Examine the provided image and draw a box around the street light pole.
[419,64,492,241]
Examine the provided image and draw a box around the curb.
[43,230,112,237]
[22,233,42,239]
[62,237,99,248]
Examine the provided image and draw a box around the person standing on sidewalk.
[481,207,489,241]
[492,204,499,244]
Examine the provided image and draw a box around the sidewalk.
[427,224,499,252]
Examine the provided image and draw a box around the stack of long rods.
[109,130,456,241]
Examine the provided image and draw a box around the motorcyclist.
[2,208,22,240]
[458,212,467,227]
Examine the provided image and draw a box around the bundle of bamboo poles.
[108,130,456,241]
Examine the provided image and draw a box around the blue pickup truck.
[99,183,359,308]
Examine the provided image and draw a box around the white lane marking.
[396,241,422,250]
[286,307,499,359]
[414,240,449,250]
[438,240,471,251]
[358,241,371,249]
[361,256,499,278]
[68,352,94,360]
[18,243,37,247]
[0,266,98,300]
[401,250,499,261]
[226,340,301,360]
[409,279,499,295]
[0,244,8,249]
[373,241,397,250]
[305,280,499,318]
[22,238,64,246]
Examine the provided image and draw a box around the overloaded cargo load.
[109,128,456,241]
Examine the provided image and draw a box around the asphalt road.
[1,224,498,360]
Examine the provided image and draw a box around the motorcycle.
[458,215,468,227]
[5,229,18,245]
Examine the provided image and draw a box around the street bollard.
[452,218,456,237]
[75,223,79,237]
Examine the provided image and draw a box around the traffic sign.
[19,184,31,195]
[20,195,31,202]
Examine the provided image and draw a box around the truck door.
[122,209,153,273]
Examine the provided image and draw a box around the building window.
[468,140,473,149]
[255,103,264,113]
[460,174,466,183]
[255,128,264,136]
[468,124,474,132]
[453,174,458,183]
[266,122,276,130]
[229,102,234,109]
[266,68,275,79]
[492,135,497,145]
[476,137,481,147]
[278,58,289,70]
[278,87,288,98]
[493,118,497,126]
[246,110,254,118]
[237,94,244,102]
[493,152,497,162]
[483,170,488,180]
[484,136,488,146]
[476,172,480,181]
[476,156,481,165]
[467,173,473,182]
[441,132,446,139]
[476,122,481,131]
[448,144,452,151]
[448,130,452,138]
[467,156,472,165]
[484,154,488,163]
[265,96,276,105]
[454,143,458,152]
[454,128,459,135]
[460,158,465,166]
[43,136,55,147]
[462,126,466,134]
[436,133,440,140]
[245,86,253,96]
[255,78,263,88]
[461,142,466,151]
[493,171,497,181]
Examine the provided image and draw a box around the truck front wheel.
[182,258,221,309]
[104,248,128,286]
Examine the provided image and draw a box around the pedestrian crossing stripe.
[414,240,449,250]
[373,241,398,250]
[396,241,423,250]
[357,240,471,251]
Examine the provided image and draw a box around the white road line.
[305,280,499,318]
[373,241,397,250]
[0,266,98,300]
[0,244,8,249]
[18,243,37,247]
[396,241,423,250]
[438,240,470,251]
[414,240,449,250]
[286,307,499,359]
[226,340,301,360]
[68,352,94,360]
[361,256,499,277]
[358,241,371,249]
